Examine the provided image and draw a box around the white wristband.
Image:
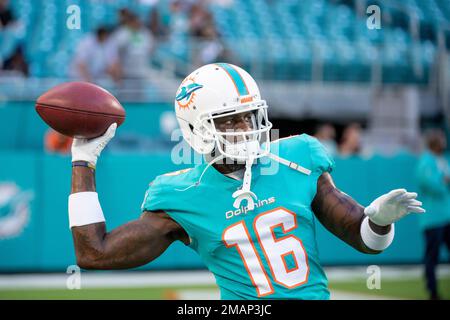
[360,216,395,251]
[68,192,105,228]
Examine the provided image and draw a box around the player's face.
[213,111,256,144]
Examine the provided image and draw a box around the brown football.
[35,82,125,139]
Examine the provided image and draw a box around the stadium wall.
[1,151,448,272]
[0,102,173,151]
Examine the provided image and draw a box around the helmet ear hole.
[189,124,194,132]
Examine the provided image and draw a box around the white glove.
[364,188,426,226]
[71,123,117,167]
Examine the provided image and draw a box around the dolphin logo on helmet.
[176,83,203,102]
[176,77,203,110]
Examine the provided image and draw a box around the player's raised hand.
[364,188,426,226]
[71,123,117,167]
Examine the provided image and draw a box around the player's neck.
[213,162,245,175]
[205,151,246,175]
[430,148,444,156]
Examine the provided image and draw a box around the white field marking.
[0,265,448,290]
[330,290,402,300]
[173,289,221,300]
[325,265,450,282]
[0,270,216,289]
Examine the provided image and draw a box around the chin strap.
[176,151,311,212]
[232,156,257,210]
[175,154,225,192]
[268,153,312,175]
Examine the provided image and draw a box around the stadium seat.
[2,0,443,83]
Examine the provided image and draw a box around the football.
[35,82,125,139]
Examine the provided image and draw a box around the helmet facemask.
[196,101,272,162]
[193,100,272,210]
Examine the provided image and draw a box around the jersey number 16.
[222,207,310,297]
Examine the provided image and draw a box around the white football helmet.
[175,63,272,161]
[174,63,272,209]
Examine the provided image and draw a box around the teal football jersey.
[142,134,335,299]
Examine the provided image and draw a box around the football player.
[69,63,425,299]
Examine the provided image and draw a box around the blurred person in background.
[2,45,28,76]
[416,128,450,300]
[314,123,338,156]
[117,8,132,28]
[113,12,154,100]
[0,0,14,29]
[339,123,362,156]
[113,12,154,79]
[168,0,189,35]
[196,24,228,65]
[189,1,214,37]
[147,6,169,39]
[70,26,121,83]
[188,2,230,66]
[44,129,73,154]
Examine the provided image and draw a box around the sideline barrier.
[1,151,444,272]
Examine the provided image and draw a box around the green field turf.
[0,277,449,300]
[0,284,216,300]
[329,276,450,300]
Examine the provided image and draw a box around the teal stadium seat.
[2,0,446,84]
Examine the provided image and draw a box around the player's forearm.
[68,126,182,270]
[312,190,378,254]
[71,165,96,193]
[312,173,390,254]
[71,213,176,270]
[324,190,389,254]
